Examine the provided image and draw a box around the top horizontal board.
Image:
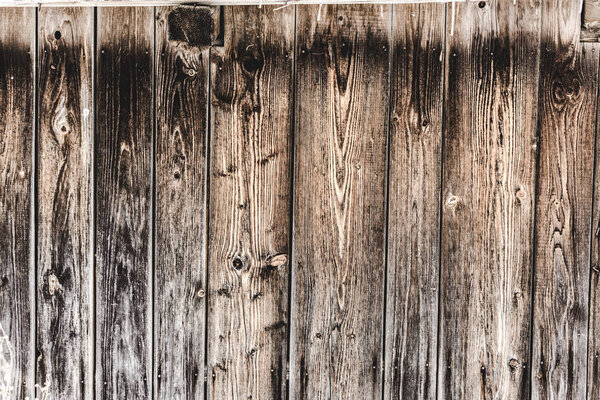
[2,0,467,6]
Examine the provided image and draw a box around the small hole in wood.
[232,258,243,270]
[54,31,61,40]
[478,1,486,8]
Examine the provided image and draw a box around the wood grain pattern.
[0,8,35,400]
[155,6,209,399]
[439,0,541,398]
[206,6,294,399]
[95,7,154,399]
[36,7,93,400]
[384,4,444,399]
[289,5,390,399]
[532,1,599,399]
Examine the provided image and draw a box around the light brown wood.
[206,5,294,400]
[0,7,35,400]
[438,0,541,398]
[532,0,599,398]
[37,7,93,399]
[384,3,444,399]
[154,6,209,399]
[95,7,154,399]
[289,5,391,399]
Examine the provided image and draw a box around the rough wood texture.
[95,7,154,399]
[206,6,294,399]
[155,6,209,399]
[290,5,390,399]
[0,8,34,400]
[384,4,444,400]
[439,0,541,398]
[37,7,93,399]
[532,0,599,398]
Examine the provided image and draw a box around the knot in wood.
[266,253,287,268]
[232,257,244,271]
[446,195,460,208]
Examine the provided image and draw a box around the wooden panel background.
[1,1,600,399]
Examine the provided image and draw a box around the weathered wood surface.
[37,7,93,399]
[3,4,600,399]
[532,0,599,398]
[0,8,34,400]
[289,5,390,399]
[438,0,541,398]
[384,3,444,399]
[95,7,153,399]
[154,5,209,399]
[206,5,293,399]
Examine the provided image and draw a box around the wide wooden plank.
[532,0,599,399]
[289,5,390,399]
[384,3,444,399]
[154,6,209,399]
[36,7,93,399]
[96,7,154,399]
[206,5,294,399]
[439,0,541,398]
[0,8,35,400]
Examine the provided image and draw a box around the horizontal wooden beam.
[0,0,467,7]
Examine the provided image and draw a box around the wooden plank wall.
[2,1,600,399]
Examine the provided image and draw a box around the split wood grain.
[531,0,600,398]
[37,7,93,400]
[439,0,541,398]
[289,5,390,399]
[384,3,444,399]
[154,6,209,399]
[95,7,154,399]
[0,8,35,400]
[206,5,294,399]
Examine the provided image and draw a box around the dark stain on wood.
[168,6,214,50]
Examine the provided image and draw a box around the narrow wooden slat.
[289,5,390,399]
[384,3,444,399]
[0,8,35,400]
[154,6,208,399]
[36,7,93,399]
[96,7,153,399]
[0,0,465,7]
[206,5,294,399]
[532,0,599,398]
[439,0,541,398]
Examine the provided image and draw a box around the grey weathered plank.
[384,3,444,399]
[95,7,154,399]
[532,0,599,398]
[0,8,35,400]
[36,7,93,399]
[206,5,294,399]
[439,0,541,398]
[154,6,209,399]
[289,5,391,399]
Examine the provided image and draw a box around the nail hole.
[54,31,61,40]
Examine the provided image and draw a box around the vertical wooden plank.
[36,7,93,399]
[96,7,153,399]
[533,0,599,398]
[0,8,35,400]
[206,6,294,399]
[439,0,541,398]
[384,4,444,399]
[290,5,390,399]
[155,6,208,399]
